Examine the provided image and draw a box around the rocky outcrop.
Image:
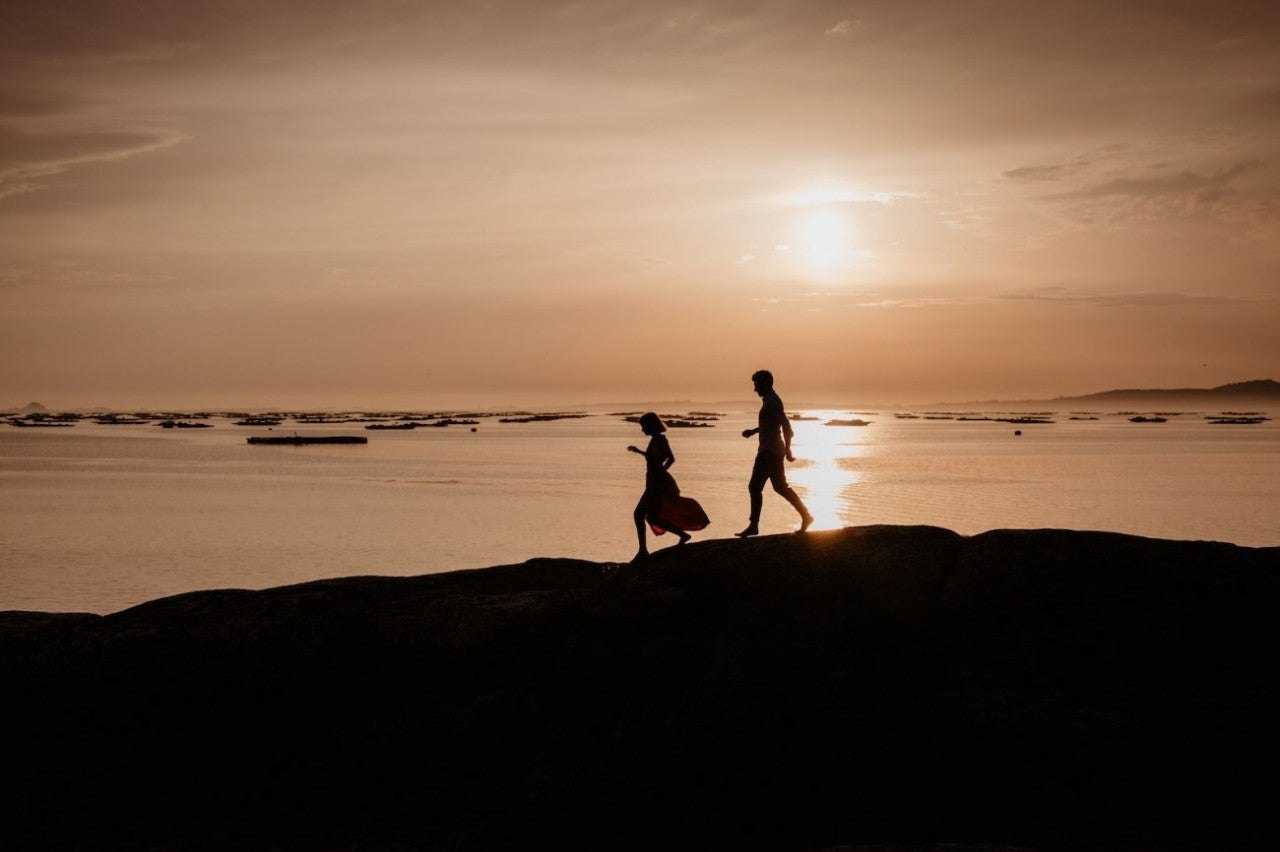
[4,526,1278,851]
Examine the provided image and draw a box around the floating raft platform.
[247,435,368,445]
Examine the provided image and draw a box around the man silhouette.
[736,369,814,537]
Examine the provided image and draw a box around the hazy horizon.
[3,2,1278,408]
[6,375,1276,416]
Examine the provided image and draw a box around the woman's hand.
[627,445,640,454]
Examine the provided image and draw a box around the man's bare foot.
[797,513,814,533]
[631,550,648,562]
[735,525,759,538]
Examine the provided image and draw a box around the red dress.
[641,436,710,535]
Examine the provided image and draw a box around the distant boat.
[247,435,367,445]
[1128,416,1168,423]
[824,418,872,427]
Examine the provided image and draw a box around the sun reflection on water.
[786,411,871,530]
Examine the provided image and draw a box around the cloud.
[998,287,1256,307]
[1045,160,1263,204]
[825,19,860,36]
[783,187,920,206]
[0,125,187,200]
[1002,162,1088,182]
[1001,143,1279,237]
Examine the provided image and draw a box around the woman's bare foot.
[631,550,648,562]
[677,532,691,545]
[797,512,814,533]
[735,525,759,538]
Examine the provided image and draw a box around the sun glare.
[785,414,869,531]
[796,208,850,271]
[777,186,870,280]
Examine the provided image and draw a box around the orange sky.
[2,1,1278,410]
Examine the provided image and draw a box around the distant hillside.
[913,379,1279,411]
[1052,378,1279,407]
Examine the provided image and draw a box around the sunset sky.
[3,0,1278,410]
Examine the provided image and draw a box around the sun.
[777,189,869,280]
[795,207,851,271]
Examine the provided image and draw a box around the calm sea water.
[2,407,1277,614]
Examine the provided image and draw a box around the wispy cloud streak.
[0,126,188,200]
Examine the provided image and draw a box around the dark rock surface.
[4,525,1278,851]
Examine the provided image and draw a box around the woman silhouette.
[627,412,710,562]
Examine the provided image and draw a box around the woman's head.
[638,412,666,435]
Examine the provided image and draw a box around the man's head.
[751,369,774,395]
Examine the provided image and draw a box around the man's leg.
[769,458,814,532]
[736,453,769,537]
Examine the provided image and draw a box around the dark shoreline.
[5,525,1279,851]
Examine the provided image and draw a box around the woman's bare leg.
[633,501,649,560]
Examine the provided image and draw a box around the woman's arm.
[655,435,675,469]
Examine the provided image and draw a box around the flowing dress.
[641,436,711,535]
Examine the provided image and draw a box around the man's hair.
[751,369,774,389]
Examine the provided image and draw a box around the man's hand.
[785,451,796,463]
[741,428,755,439]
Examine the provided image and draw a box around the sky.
[2,0,1278,411]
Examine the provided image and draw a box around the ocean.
[2,405,1277,615]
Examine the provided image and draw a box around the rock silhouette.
[4,525,1278,851]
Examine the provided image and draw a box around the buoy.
[1014,429,1022,436]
